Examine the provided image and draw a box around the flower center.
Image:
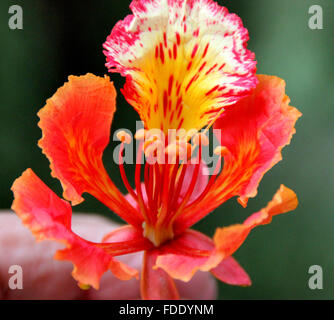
[116,129,226,247]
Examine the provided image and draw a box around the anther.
[145,140,164,163]
[134,129,146,140]
[193,132,209,146]
[214,146,229,157]
[116,130,132,144]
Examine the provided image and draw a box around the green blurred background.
[1,0,333,299]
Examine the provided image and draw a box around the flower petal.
[104,0,257,133]
[210,256,251,286]
[213,185,298,258]
[175,75,301,231]
[141,250,180,300]
[155,230,222,282]
[38,73,142,227]
[214,74,302,207]
[11,169,138,290]
[101,225,154,254]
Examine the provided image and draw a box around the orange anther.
[214,146,229,157]
[116,130,132,144]
[134,129,146,140]
[193,132,209,146]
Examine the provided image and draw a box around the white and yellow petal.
[104,0,257,133]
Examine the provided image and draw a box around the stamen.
[116,130,132,144]
[144,139,164,164]
[182,154,223,213]
[165,140,192,163]
[172,143,203,221]
[135,141,151,223]
[214,146,230,157]
[193,132,209,146]
[134,128,147,140]
[118,143,138,202]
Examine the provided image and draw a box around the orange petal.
[155,230,223,282]
[210,256,251,286]
[38,73,142,227]
[100,225,154,255]
[214,75,302,206]
[104,0,257,133]
[141,250,180,300]
[176,75,301,231]
[11,169,138,290]
[214,185,298,258]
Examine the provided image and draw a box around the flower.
[11,0,301,300]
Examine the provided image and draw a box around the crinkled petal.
[175,75,301,231]
[11,169,138,290]
[214,74,302,207]
[141,250,180,300]
[155,230,222,282]
[210,256,251,286]
[104,0,257,133]
[213,185,298,258]
[38,73,142,227]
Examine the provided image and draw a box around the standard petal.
[210,256,251,286]
[38,73,142,227]
[176,75,301,230]
[11,169,139,290]
[141,250,180,300]
[104,0,257,133]
[213,185,298,258]
[155,230,222,282]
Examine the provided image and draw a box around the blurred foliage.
[0,0,333,299]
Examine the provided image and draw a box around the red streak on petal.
[198,61,207,72]
[163,32,167,48]
[177,103,183,119]
[163,90,168,117]
[191,44,199,59]
[173,44,178,59]
[176,83,181,96]
[155,45,159,59]
[206,85,219,96]
[176,32,181,45]
[159,43,165,64]
[168,75,174,96]
[169,110,175,122]
[177,118,184,130]
[202,43,209,58]
[205,64,218,75]
[185,74,199,92]
[219,63,226,71]
[176,97,182,110]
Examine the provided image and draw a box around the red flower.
[11,0,301,300]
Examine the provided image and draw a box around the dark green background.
[1,0,333,299]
